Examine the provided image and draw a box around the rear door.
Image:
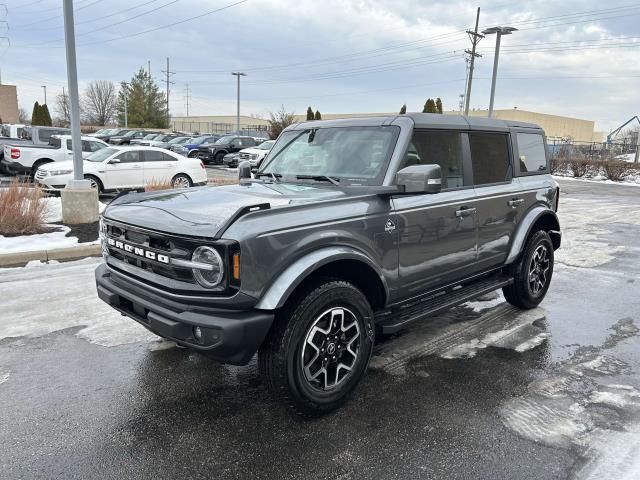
[393,130,478,296]
[469,131,522,271]
[143,150,177,184]
[104,150,144,189]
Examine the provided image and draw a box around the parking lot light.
[482,26,517,118]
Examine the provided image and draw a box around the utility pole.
[148,60,151,78]
[122,82,129,128]
[231,72,246,134]
[161,57,175,128]
[41,85,47,104]
[184,83,191,117]
[62,0,98,224]
[483,26,517,117]
[464,7,483,115]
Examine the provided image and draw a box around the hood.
[40,159,97,171]
[103,182,356,237]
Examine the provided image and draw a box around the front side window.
[259,126,399,185]
[401,131,465,189]
[516,133,547,174]
[469,133,511,186]
[116,151,142,163]
[89,141,106,152]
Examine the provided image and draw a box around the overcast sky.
[2,0,639,131]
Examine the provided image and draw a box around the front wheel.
[259,280,374,416]
[84,175,103,193]
[503,230,554,309]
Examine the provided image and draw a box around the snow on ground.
[555,195,640,268]
[0,257,160,347]
[0,196,106,254]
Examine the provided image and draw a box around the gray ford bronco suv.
[95,113,561,415]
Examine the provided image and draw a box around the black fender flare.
[254,246,389,310]
[505,206,561,264]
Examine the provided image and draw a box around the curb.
[0,243,101,267]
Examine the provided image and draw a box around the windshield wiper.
[254,172,281,182]
[295,175,340,185]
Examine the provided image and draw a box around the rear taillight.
[10,148,20,159]
[200,161,205,169]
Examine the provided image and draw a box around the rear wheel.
[259,279,374,416]
[187,151,199,158]
[503,230,554,309]
[171,174,192,189]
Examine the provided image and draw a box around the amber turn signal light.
[232,252,240,280]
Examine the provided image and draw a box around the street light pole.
[122,82,129,128]
[231,72,246,134]
[482,26,517,118]
[41,85,47,105]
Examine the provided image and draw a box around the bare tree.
[55,91,71,127]
[267,105,296,140]
[18,107,30,124]
[82,80,117,125]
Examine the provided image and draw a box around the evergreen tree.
[116,68,168,128]
[314,110,322,120]
[423,98,437,113]
[31,101,41,126]
[436,97,443,114]
[306,106,314,120]
[40,104,53,126]
[399,104,407,114]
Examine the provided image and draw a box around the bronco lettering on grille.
[106,237,170,264]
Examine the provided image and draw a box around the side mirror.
[109,158,121,164]
[396,164,442,194]
[238,160,252,183]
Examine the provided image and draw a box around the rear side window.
[402,131,466,189]
[516,133,547,174]
[144,150,164,162]
[469,133,510,186]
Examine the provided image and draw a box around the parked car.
[235,140,275,168]
[2,135,109,176]
[35,146,207,193]
[138,133,182,147]
[222,152,240,167]
[95,113,561,415]
[109,130,158,145]
[172,135,220,157]
[88,128,111,137]
[21,126,71,144]
[155,136,192,150]
[93,128,132,143]
[196,135,258,164]
[130,133,159,145]
[1,124,27,139]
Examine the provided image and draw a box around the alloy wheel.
[172,176,191,188]
[301,307,361,391]
[528,244,550,295]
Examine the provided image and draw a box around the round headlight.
[192,246,224,288]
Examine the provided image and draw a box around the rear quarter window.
[515,132,547,175]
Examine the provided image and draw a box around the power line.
[10,0,100,28]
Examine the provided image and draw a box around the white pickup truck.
[2,135,109,175]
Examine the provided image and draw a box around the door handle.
[508,198,525,208]
[131,165,142,169]
[455,207,477,218]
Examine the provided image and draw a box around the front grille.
[239,153,257,160]
[34,169,48,181]
[102,219,240,296]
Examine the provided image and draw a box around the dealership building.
[171,108,601,143]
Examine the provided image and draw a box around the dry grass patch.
[0,179,50,236]
[144,178,174,192]
[209,178,238,186]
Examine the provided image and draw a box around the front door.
[393,130,478,298]
[468,131,521,271]
[104,150,144,189]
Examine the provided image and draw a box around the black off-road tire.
[187,151,199,158]
[503,230,554,309]
[259,279,375,417]
[214,152,226,164]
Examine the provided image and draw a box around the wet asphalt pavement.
[1,178,640,479]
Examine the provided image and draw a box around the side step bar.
[375,274,514,334]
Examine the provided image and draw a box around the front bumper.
[95,263,274,365]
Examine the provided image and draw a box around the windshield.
[258,126,399,185]
[123,131,137,137]
[86,147,118,162]
[257,140,275,150]
[214,135,235,145]
[143,134,156,139]
[168,137,187,144]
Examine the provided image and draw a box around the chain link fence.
[547,138,638,162]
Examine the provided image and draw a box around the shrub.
[0,180,49,235]
[601,160,628,181]
[144,178,173,191]
[209,178,238,186]
[568,157,591,177]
